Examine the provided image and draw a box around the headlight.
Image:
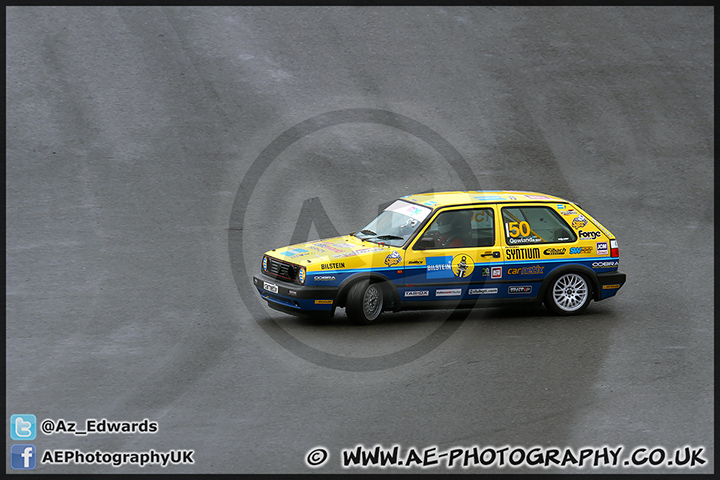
[298,266,306,285]
[262,256,268,271]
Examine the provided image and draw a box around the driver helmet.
[437,211,467,234]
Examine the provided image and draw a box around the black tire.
[346,280,384,325]
[545,272,592,315]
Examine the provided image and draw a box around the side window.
[419,208,494,249]
[502,206,576,245]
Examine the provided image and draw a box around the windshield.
[353,200,433,247]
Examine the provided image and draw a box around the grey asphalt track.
[6,6,713,474]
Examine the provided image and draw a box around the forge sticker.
[578,230,602,240]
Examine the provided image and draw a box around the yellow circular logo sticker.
[451,253,475,278]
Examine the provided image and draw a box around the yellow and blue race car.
[253,191,626,324]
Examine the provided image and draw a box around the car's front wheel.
[346,280,384,325]
[545,272,592,315]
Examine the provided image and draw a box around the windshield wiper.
[374,235,404,240]
[353,229,377,241]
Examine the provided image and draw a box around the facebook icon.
[11,444,37,470]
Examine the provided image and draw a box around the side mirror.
[414,239,434,250]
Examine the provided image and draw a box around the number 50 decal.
[506,221,532,237]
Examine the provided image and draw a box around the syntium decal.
[505,248,541,261]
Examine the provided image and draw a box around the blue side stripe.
[504,256,619,264]
[313,257,619,274]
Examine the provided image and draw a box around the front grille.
[265,257,299,282]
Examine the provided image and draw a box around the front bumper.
[253,275,338,317]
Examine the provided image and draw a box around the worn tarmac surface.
[6,6,713,474]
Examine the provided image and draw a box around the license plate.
[263,281,279,294]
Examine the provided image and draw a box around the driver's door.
[403,206,504,300]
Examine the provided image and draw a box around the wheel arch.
[539,264,601,301]
[336,272,400,310]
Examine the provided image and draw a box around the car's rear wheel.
[545,272,591,315]
[346,280,384,325]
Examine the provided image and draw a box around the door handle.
[481,251,500,258]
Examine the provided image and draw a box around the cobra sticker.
[385,251,402,267]
[592,261,619,269]
[313,275,336,281]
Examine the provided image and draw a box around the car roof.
[400,190,572,208]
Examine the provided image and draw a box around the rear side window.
[502,206,576,245]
